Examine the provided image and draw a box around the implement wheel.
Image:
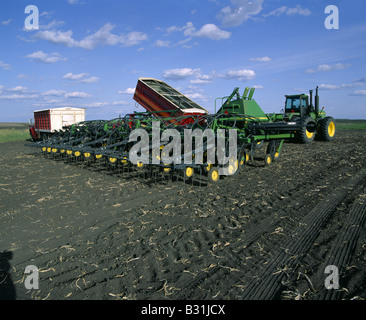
[184,167,194,179]
[238,150,249,170]
[204,163,212,173]
[265,154,273,166]
[208,167,220,183]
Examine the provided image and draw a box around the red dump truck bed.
[133,78,208,119]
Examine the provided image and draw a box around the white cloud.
[0,86,38,100]
[190,78,212,85]
[217,0,264,27]
[264,5,311,18]
[185,23,231,40]
[63,72,88,80]
[65,91,91,98]
[250,56,272,62]
[319,82,363,90]
[41,89,66,96]
[166,22,192,34]
[0,94,39,100]
[8,86,28,92]
[118,88,135,94]
[163,68,201,80]
[34,29,76,47]
[35,23,147,50]
[0,61,11,70]
[153,40,170,47]
[163,67,256,83]
[79,76,100,84]
[26,51,66,63]
[41,20,66,30]
[63,73,99,83]
[184,92,207,101]
[1,19,12,25]
[78,24,148,49]
[219,69,256,81]
[351,90,366,96]
[355,77,366,83]
[167,22,230,41]
[82,100,129,108]
[306,63,351,74]
[18,74,30,80]
[190,73,214,85]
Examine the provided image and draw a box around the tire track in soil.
[173,143,362,299]
[277,178,366,300]
[316,187,366,300]
[285,183,366,301]
[240,170,366,300]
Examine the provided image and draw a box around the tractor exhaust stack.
[309,90,313,108]
[315,86,319,114]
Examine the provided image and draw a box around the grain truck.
[29,107,86,141]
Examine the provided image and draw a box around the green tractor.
[282,86,336,143]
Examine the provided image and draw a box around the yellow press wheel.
[208,167,220,183]
[204,163,212,173]
[274,151,281,161]
[265,154,273,166]
[238,150,250,171]
[184,167,194,179]
[163,164,171,173]
[227,158,239,175]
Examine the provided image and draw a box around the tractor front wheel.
[297,116,316,144]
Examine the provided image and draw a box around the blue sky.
[1,0,366,122]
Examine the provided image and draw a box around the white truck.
[29,107,86,141]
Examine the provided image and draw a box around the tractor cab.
[285,94,310,117]
[284,87,321,119]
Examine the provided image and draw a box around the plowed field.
[1,130,365,300]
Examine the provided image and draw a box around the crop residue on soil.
[0,130,365,300]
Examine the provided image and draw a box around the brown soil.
[0,130,365,300]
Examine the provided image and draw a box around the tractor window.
[285,97,301,111]
[301,97,308,108]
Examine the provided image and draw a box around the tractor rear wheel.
[318,117,336,141]
[297,116,316,144]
